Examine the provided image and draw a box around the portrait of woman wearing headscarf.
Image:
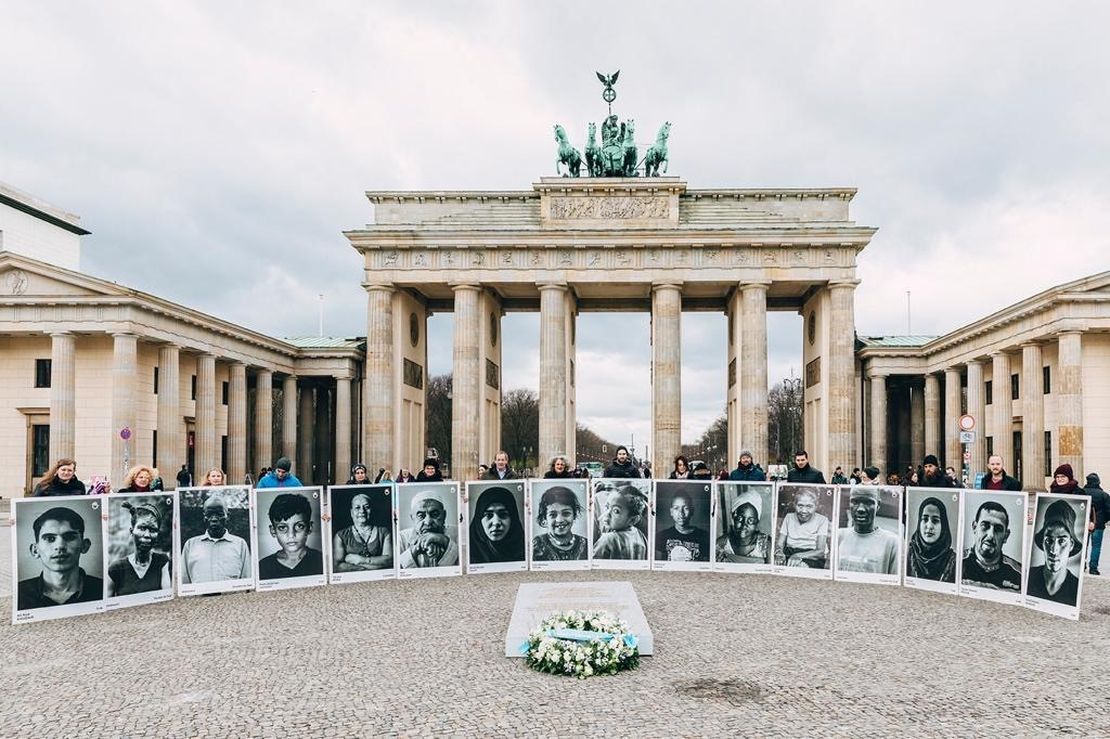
[906,496,957,582]
[468,486,526,565]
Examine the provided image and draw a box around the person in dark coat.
[481,451,517,481]
[1049,464,1080,495]
[728,450,766,482]
[977,454,1021,491]
[786,451,826,484]
[543,455,574,479]
[32,459,87,496]
[415,458,444,482]
[917,455,954,488]
[604,446,641,479]
[1083,473,1108,575]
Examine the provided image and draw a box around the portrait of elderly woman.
[716,487,773,565]
[397,484,460,574]
[1027,495,1087,609]
[332,490,393,573]
[466,483,526,571]
[107,496,173,598]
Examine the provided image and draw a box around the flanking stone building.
[1,180,1106,494]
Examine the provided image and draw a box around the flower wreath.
[523,609,640,678]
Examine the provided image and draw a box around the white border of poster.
[104,492,177,611]
[904,487,963,595]
[10,494,107,624]
[465,480,528,575]
[713,482,776,574]
[395,481,462,579]
[1023,492,1090,620]
[590,478,653,571]
[652,480,714,572]
[772,483,837,580]
[252,486,327,592]
[957,489,1027,606]
[833,485,903,586]
[175,485,254,597]
[528,479,591,572]
[326,484,397,584]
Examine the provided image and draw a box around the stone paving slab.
[1,519,1109,736]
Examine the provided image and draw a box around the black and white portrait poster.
[958,490,1027,606]
[327,484,396,584]
[904,487,963,595]
[773,484,836,580]
[465,480,527,574]
[252,487,326,592]
[528,479,590,571]
[396,482,462,579]
[174,485,254,596]
[11,495,106,624]
[104,492,176,611]
[591,479,652,571]
[653,480,713,572]
[833,485,903,586]
[1024,492,1089,620]
[714,482,776,574]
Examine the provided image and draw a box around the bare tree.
[767,377,804,464]
[501,388,539,471]
[424,374,452,466]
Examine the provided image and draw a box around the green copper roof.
[282,336,364,349]
[857,335,937,348]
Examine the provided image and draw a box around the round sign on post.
[958,414,975,432]
[120,427,132,440]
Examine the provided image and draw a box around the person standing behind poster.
[32,459,87,496]
[256,458,302,488]
[1083,474,1108,575]
[604,447,642,479]
[787,451,826,484]
[977,455,1021,491]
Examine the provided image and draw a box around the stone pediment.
[0,253,128,299]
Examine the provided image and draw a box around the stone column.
[944,368,961,471]
[254,369,273,470]
[195,353,217,476]
[283,375,298,464]
[49,332,76,461]
[1021,343,1044,488]
[966,360,986,476]
[924,373,941,459]
[991,351,1013,471]
[869,374,887,470]
[364,285,394,469]
[651,282,682,474]
[227,362,247,483]
[298,380,315,483]
[910,382,925,465]
[157,344,182,487]
[740,281,771,464]
[827,280,858,472]
[538,283,568,466]
[1057,331,1084,474]
[111,333,138,480]
[451,284,481,480]
[335,376,352,480]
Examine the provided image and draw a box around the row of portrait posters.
[10,482,1090,624]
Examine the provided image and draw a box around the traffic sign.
[959,431,975,444]
[958,414,975,431]
[120,427,132,440]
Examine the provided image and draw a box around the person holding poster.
[906,496,957,582]
[17,506,104,610]
[107,501,171,596]
[1027,498,1084,606]
[399,490,458,568]
[836,488,899,574]
[962,500,1022,591]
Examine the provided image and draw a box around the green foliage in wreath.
[523,609,640,678]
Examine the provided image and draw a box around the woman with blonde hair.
[32,458,86,496]
[119,465,156,493]
[201,468,227,486]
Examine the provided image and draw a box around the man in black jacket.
[918,455,953,488]
[604,446,641,479]
[787,451,826,484]
[1084,473,1108,575]
[977,454,1022,491]
[481,451,517,481]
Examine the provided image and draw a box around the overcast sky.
[3,2,1108,451]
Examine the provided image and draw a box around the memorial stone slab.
[504,581,653,657]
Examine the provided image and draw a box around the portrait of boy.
[257,492,324,580]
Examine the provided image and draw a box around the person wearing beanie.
[415,457,444,482]
[1083,473,1108,575]
[918,454,953,488]
[1049,464,1080,495]
[257,457,303,488]
[860,466,882,485]
[1026,498,1084,605]
[729,450,766,482]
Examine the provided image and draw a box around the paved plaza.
[0,522,1107,737]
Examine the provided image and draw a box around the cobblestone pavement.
[1,521,1108,737]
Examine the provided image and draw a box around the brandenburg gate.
[345,176,876,478]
